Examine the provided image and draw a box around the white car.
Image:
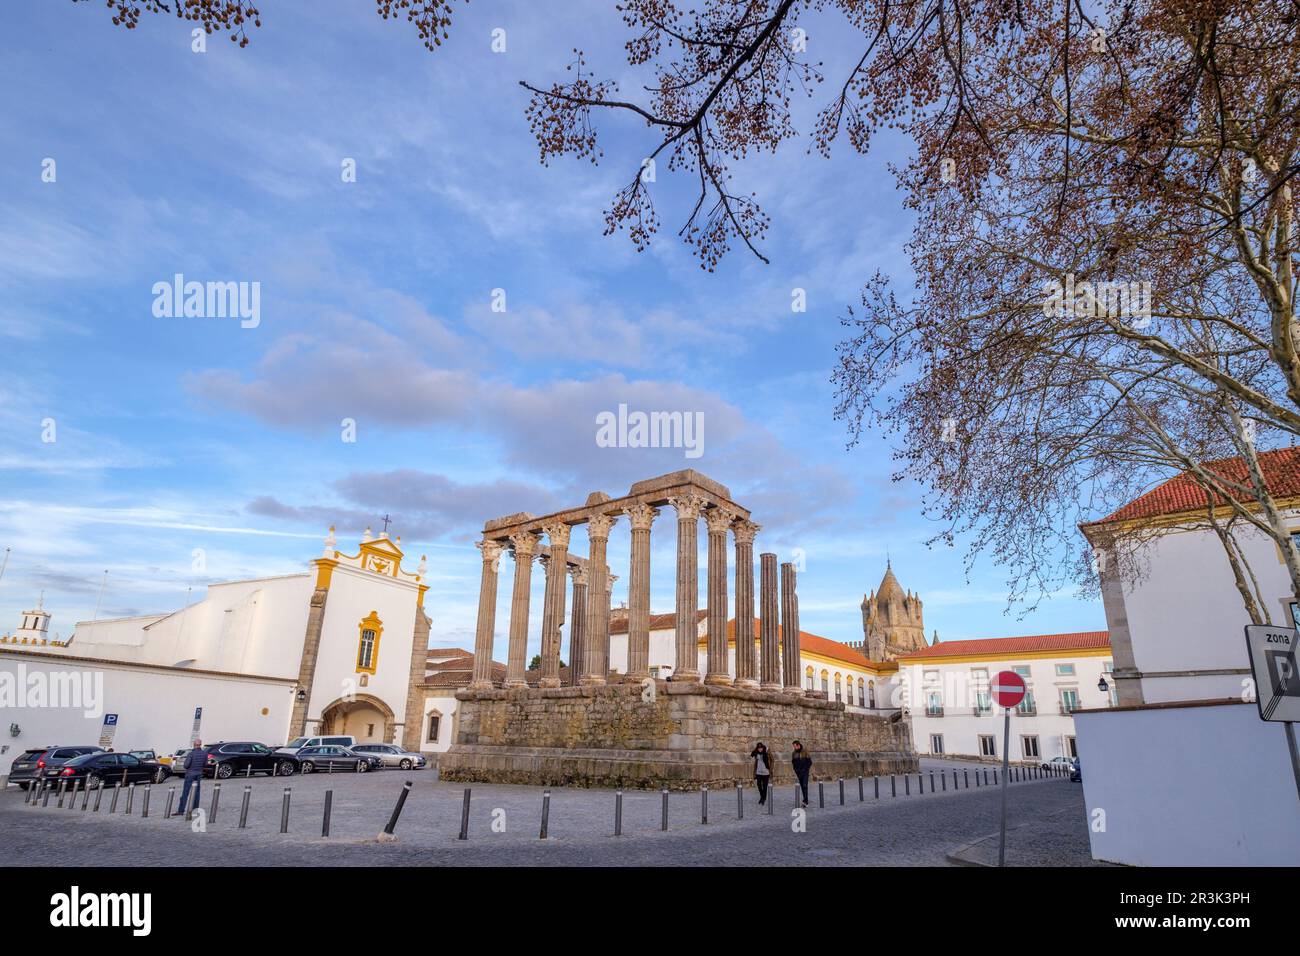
[1041,755,1074,772]
[351,743,428,769]
[276,734,356,755]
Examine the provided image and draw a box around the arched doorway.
[318,694,396,744]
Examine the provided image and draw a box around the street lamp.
[1097,675,1109,694]
[295,689,307,703]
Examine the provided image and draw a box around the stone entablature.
[439,681,916,789]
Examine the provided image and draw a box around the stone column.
[539,523,571,688]
[704,507,734,685]
[780,561,803,694]
[470,540,504,689]
[602,573,618,677]
[624,502,658,683]
[669,493,705,682]
[567,564,587,687]
[581,514,617,685]
[504,531,538,688]
[733,521,760,688]
[759,552,781,689]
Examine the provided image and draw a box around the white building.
[897,632,1113,763]
[0,527,436,763]
[1075,445,1300,864]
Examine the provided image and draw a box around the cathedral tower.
[860,562,929,661]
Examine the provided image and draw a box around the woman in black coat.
[749,742,773,804]
[791,740,812,807]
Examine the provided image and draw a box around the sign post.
[1243,625,1300,804]
[190,707,203,744]
[990,670,1027,866]
[98,713,118,750]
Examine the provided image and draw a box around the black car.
[44,751,168,789]
[203,741,298,779]
[9,746,104,789]
[1069,758,1082,783]
[297,745,383,773]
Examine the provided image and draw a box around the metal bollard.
[65,780,79,810]
[975,770,982,787]
[735,783,743,821]
[322,790,333,838]
[81,783,90,811]
[874,775,880,799]
[941,770,947,791]
[858,776,864,801]
[92,783,103,813]
[56,780,66,808]
[141,785,151,818]
[917,772,924,793]
[125,783,136,815]
[767,783,774,815]
[279,787,291,833]
[904,774,910,796]
[164,788,176,819]
[109,783,120,813]
[540,790,551,839]
[660,788,668,831]
[930,771,935,793]
[246,764,252,779]
[818,781,825,808]
[964,769,969,788]
[890,774,896,797]
[993,769,999,785]
[838,778,845,805]
[238,786,251,828]
[383,780,412,836]
[120,769,127,788]
[615,789,624,836]
[984,769,990,786]
[458,788,471,840]
[701,785,709,825]
[210,783,221,824]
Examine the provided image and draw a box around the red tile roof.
[420,652,506,689]
[712,619,884,671]
[896,631,1110,661]
[1086,445,1300,525]
[609,610,706,634]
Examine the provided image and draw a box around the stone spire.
[861,562,927,661]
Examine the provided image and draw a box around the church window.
[805,666,814,690]
[857,677,865,706]
[868,680,876,708]
[820,670,829,695]
[428,713,441,743]
[834,673,842,701]
[356,611,384,674]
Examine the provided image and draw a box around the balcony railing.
[1059,702,1080,715]
[924,706,944,717]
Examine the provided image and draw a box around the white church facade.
[0,528,436,758]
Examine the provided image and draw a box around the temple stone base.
[438,682,917,789]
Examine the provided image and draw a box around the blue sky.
[0,1,1107,654]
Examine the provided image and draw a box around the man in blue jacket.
[178,740,207,820]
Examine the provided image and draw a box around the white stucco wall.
[420,694,459,753]
[1119,517,1295,704]
[0,650,295,773]
[1075,701,1300,865]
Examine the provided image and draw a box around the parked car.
[203,742,298,779]
[351,743,427,769]
[277,735,356,755]
[163,747,192,769]
[9,746,104,789]
[128,749,158,762]
[45,751,167,788]
[1041,756,1074,773]
[1069,758,1082,783]
[297,745,383,773]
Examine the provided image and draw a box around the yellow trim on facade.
[417,583,429,608]
[312,558,338,590]
[356,610,383,675]
[897,646,1111,666]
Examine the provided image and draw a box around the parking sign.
[1244,625,1300,722]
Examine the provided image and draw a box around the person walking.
[791,740,812,808]
[750,742,773,805]
[177,739,207,819]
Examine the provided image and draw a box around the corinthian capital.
[542,521,572,550]
[587,512,618,541]
[732,519,760,547]
[668,493,707,520]
[477,539,505,571]
[569,564,588,586]
[705,506,738,535]
[625,501,660,532]
[509,531,539,558]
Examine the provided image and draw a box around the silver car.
[350,743,427,770]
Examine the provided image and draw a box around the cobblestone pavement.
[1,766,1093,866]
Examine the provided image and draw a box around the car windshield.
[65,754,100,766]
[286,738,308,748]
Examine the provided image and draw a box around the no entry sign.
[990,671,1026,709]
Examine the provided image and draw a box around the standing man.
[178,739,207,819]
